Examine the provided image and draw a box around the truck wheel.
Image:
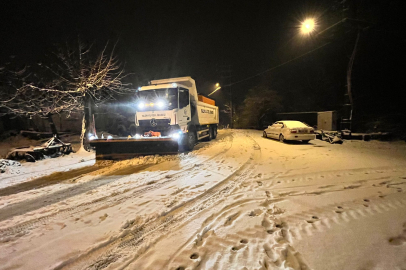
[203,127,212,141]
[117,125,127,137]
[212,126,217,139]
[208,126,214,141]
[129,125,137,137]
[181,130,196,151]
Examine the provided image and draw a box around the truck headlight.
[137,102,145,110]
[156,99,166,109]
[170,131,182,140]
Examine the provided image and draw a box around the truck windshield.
[136,88,178,111]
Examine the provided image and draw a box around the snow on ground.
[0,148,95,189]
[1,129,406,270]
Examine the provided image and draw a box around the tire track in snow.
[0,163,155,222]
[260,166,406,187]
[282,192,406,242]
[54,133,261,270]
[169,188,406,270]
[0,133,235,241]
[160,152,406,270]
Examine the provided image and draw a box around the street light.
[300,17,364,131]
[208,83,221,96]
[301,18,316,34]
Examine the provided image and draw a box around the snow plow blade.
[89,138,179,160]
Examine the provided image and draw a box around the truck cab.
[134,77,219,150]
[134,82,192,137]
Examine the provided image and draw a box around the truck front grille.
[138,119,171,128]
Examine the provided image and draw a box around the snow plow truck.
[90,77,219,160]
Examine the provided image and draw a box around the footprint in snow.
[231,245,245,251]
[306,216,319,223]
[248,209,263,217]
[388,237,406,246]
[190,253,199,259]
[265,191,271,198]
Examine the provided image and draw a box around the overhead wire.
[224,41,331,87]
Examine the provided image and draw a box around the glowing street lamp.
[208,83,221,96]
[301,18,316,34]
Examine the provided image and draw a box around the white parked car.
[263,120,315,143]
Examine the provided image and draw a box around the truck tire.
[212,126,217,139]
[129,124,137,137]
[117,125,127,137]
[204,126,215,141]
[181,130,196,151]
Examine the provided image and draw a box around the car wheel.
[279,134,285,143]
[303,140,310,144]
[263,131,267,138]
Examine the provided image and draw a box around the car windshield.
[136,88,178,110]
[283,121,309,128]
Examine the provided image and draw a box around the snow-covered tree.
[0,40,131,148]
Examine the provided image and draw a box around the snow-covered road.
[1,129,406,270]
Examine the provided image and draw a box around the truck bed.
[197,101,219,125]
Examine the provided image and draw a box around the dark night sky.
[1,0,405,123]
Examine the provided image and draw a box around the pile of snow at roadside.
[0,149,95,189]
[0,159,21,174]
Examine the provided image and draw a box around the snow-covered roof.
[279,120,309,128]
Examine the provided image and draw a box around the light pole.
[208,83,221,97]
[207,82,233,128]
[300,17,362,131]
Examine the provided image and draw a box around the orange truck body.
[198,95,215,106]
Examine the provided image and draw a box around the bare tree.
[0,40,131,149]
[236,86,283,129]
